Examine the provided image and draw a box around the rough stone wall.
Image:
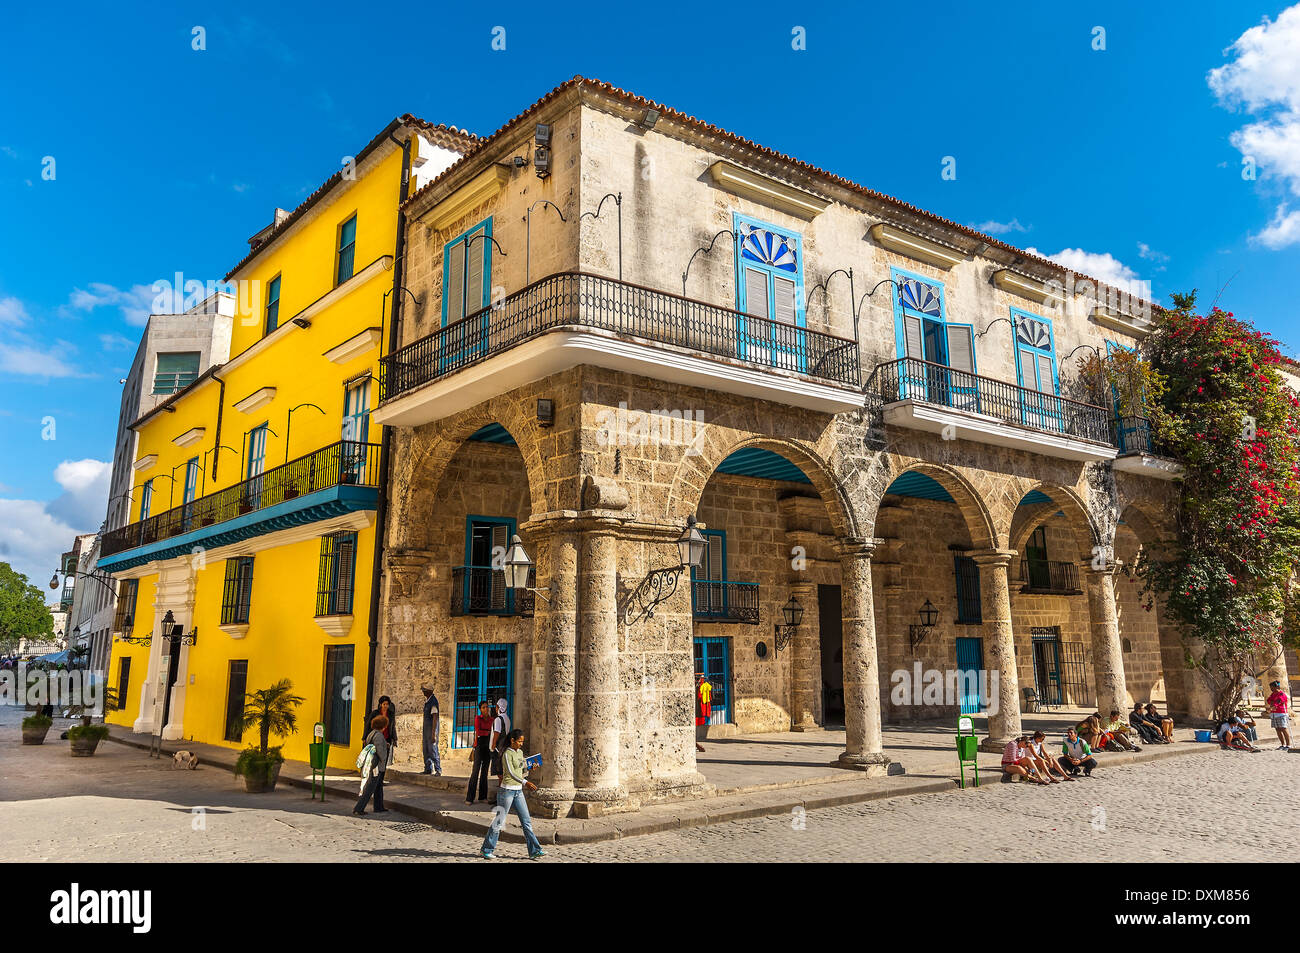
[1114,522,1166,705]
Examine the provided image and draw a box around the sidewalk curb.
[103,730,1218,845]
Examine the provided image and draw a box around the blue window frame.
[690,529,729,617]
[245,423,269,508]
[452,643,515,748]
[441,218,493,369]
[733,213,806,372]
[1012,308,1062,431]
[264,275,281,335]
[342,378,371,482]
[139,479,153,521]
[180,457,200,530]
[693,636,731,725]
[336,214,357,286]
[317,532,358,616]
[892,266,978,408]
[462,515,516,615]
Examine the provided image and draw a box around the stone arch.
[1002,481,1101,563]
[386,396,549,551]
[867,459,998,551]
[666,433,859,540]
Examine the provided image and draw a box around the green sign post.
[308,722,330,801]
[956,716,979,789]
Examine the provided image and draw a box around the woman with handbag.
[466,700,494,804]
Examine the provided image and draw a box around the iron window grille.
[113,579,138,632]
[317,532,357,616]
[953,555,982,624]
[221,556,254,625]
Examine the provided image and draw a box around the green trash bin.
[955,735,978,761]
[308,723,330,801]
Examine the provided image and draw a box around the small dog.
[172,750,199,770]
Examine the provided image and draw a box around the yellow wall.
[106,142,404,768]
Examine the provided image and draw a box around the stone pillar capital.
[968,548,1017,568]
[1082,561,1120,577]
[835,536,884,559]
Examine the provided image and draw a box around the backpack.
[490,714,511,774]
[356,732,377,773]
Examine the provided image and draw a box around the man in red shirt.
[1265,680,1291,751]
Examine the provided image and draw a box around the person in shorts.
[1265,680,1291,751]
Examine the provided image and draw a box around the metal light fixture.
[637,107,660,130]
[536,398,554,427]
[534,123,552,179]
[502,535,551,604]
[773,595,804,654]
[623,515,706,625]
[909,599,939,650]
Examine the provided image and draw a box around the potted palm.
[22,713,52,745]
[233,679,303,793]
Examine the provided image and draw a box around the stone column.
[788,581,821,731]
[573,519,626,813]
[835,539,890,774]
[527,523,579,819]
[1262,636,1291,701]
[1085,564,1129,716]
[1179,635,1218,723]
[972,550,1021,752]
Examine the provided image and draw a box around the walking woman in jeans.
[354,714,390,815]
[466,700,494,804]
[481,729,544,860]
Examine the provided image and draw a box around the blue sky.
[3,0,1300,587]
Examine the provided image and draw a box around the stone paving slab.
[100,710,1218,845]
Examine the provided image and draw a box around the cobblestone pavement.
[3,707,1295,862]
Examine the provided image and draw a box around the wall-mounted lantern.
[908,599,939,650]
[773,595,804,654]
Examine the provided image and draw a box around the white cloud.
[98,332,135,352]
[1024,246,1152,300]
[1251,204,1300,248]
[0,341,83,378]
[1137,242,1170,265]
[0,296,29,324]
[975,218,1028,235]
[66,282,157,327]
[1209,4,1300,247]
[0,459,110,592]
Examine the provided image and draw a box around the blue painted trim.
[441,217,493,328]
[467,423,517,445]
[891,265,947,361]
[1011,307,1059,394]
[97,484,378,572]
[885,471,955,503]
[463,514,517,615]
[716,447,811,484]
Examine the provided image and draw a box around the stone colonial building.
[370,77,1287,818]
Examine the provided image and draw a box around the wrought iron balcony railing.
[871,357,1115,446]
[380,272,861,402]
[1019,558,1082,595]
[691,579,760,624]
[101,440,380,558]
[450,566,535,618]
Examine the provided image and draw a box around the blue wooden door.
[955,637,984,714]
[693,636,730,725]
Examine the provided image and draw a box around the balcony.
[691,579,760,624]
[98,441,381,572]
[870,357,1118,462]
[1113,415,1184,480]
[450,566,535,618]
[1018,559,1082,595]
[373,272,864,429]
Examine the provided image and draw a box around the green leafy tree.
[0,562,54,648]
[1137,292,1300,721]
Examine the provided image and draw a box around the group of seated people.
[1000,702,1178,784]
[1075,703,1174,752]
[1217,711,1263,752]
[1001,728,1099,783]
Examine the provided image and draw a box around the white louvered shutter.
[1036,354,1055,393]
[466,231,485,316]
[904,315,924,360]
[447,241,465,322]
[744,268,769,318]
[946,326,974,374]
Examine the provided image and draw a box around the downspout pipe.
[364,126,412,718]
[210,371,226,481]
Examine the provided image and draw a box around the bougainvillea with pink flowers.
[1137,292,1300,720]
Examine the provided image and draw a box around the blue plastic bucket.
[1195,729,1212,743]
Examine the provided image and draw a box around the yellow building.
[100,117,474,767]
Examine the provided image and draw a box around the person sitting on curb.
[1218,716,1261,752]
[1234,709,1258,743]
[1076,714,1104,751]
[1104,710,1141,751]
[1145,702,1175,742]
[1001,735,1050,784]
[1129,703,1165,745]
[1027,730,1073,782]
[1058,727,1098,778]
[1265,680,1292,751]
